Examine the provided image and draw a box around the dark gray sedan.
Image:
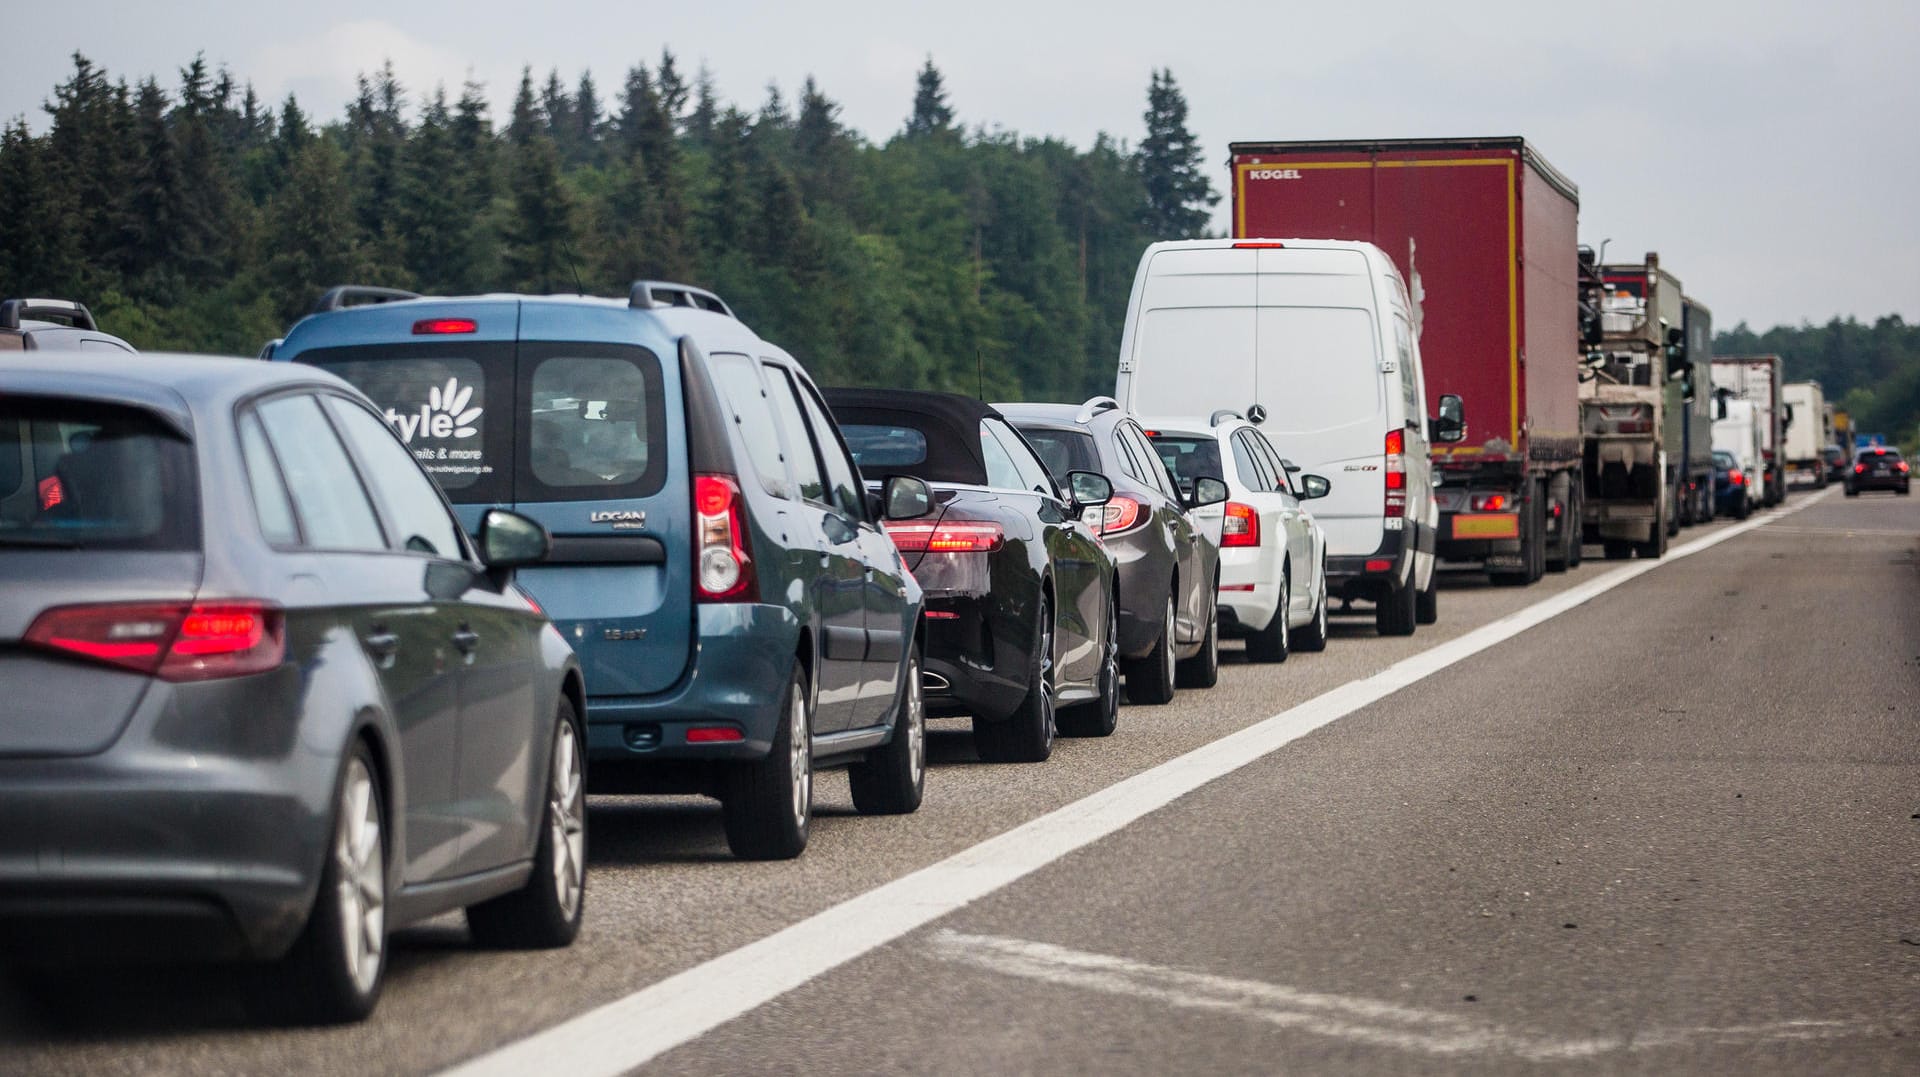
[0,354,585,1023]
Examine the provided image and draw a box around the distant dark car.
[827,389,1119,754]
[0,354,583,1023]
[1001,398,1224,705]
[1712,450,1752,518]
[1823,444,1849,484]
[0,298,136,354]
[1844,446,1910,496]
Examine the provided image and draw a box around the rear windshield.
[1712,451,1737,468]
[841,424,929,471]
[1858,448,1903,462]
[0,397,198,550]
[1012,426,1098,484]
[1148,434,1225,495]
[301,340,666,505]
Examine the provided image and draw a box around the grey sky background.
[4,0,1915,332]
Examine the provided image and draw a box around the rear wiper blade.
[0,533,83,549]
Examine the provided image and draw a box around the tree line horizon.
[0,51,1915,442]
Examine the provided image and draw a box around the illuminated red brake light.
[1221,502,1260,548]
[884,521,1005,553]
[694,474,755,602]
[1233,242,1286,249]
[1383,429,1407,518]
[24,600,285,681]
[1470,492,1507,511]
[1730,471,1745,486]
[413,318,477,335]
[1855,464,1867,474]
[1100,495,1145,536]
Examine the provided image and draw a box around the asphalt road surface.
[5,486,1916,1075]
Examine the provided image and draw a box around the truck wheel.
[1637,521,1668,560]
[1376,576,1417,637]
[722,663,812,860]
[1414,574,1438,626]
[1245,571,1291,663]
[849,643,927,813]
[1565,489,1584,568]
[1124,590,1179,704]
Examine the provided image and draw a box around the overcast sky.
[4,0,1915,331]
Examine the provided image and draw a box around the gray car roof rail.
[0,297,97,331]
[310,285,423,314]
[628,280,735,318]
[1075,396,1121,424]
[1209,408,1244,427]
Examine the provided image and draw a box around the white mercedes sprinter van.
[1114,239,1459,635]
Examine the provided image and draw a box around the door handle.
[363,630,400,661]
[451,627,480,654]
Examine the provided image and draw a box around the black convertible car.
[825,390,1119,760]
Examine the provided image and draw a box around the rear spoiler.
[0,298,97,331]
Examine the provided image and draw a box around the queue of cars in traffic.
[2,206,1834,1024]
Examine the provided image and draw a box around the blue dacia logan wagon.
[273,282,930,859]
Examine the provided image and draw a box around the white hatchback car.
[1145,412,1331,661]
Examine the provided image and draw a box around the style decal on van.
[385,377,483,442]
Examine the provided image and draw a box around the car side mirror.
[1431,393,1467,444]
[883,475,934,520]
[1299,474,1332,500]
[479,509,550,572]
[1065,470,1112,511]
[1186,476,1228,509]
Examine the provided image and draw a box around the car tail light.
[1730,470,1745,486]
[24,600,285,681]
[1232,241,1286,249]
[1470,492,1507,512]
[694,474,755,602]
[1365,558,1394,573]
[1384,429,1406,519]
[884,520,1005,553]
[413,318,477,335]
[686,726,744,744]
[1855,463,1867,474]
[37,475,64,511]
[1221,502,1260,548]
[1100,495,1145,536]
[1899,462,1911,474]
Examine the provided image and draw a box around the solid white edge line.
[440,490,1832,1077]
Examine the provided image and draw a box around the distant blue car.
[272,283,930,860]
[1711,450,1751,519]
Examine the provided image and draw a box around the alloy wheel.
[1038,607,1055,753]
[547,720,586,921]
[333,757,385,997]
[1161,593,1177,685]
[790,679,812,828]
[906,655,926,788]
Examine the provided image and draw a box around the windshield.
[1713,451,1737,468]
[840,424,929,471]
[0,397,198,550]
[1148,433,1225,496]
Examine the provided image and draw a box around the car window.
[795,379,866,520]
[1012,425,1099,484]
[1122,422,1175,498]
[1393,314,1420,417]
[256,394,387,552]
[237,410,300,546]
[840,424,929,470]
[1251,432,1293,495]
[1230,431,1272,492]
[984,418,1055,497]
[1108,424,1147,482]
[977,422,1027,491]
[710,354,790,498]
[765,369,827,503]
[0,396,198,551]
[325,396,466,559]
[1858,448,1902,462]
[1147,433,1224,497]
[301,345,511,503]
[525,348,664,497]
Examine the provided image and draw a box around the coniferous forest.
[2,51,1917,439]
[0,52,1217,402]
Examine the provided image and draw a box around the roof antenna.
[976,347,984,399]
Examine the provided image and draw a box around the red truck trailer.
[1228,137,1584,583]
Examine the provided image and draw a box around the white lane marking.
[441,491,1833,1077]
[929,929,1879,1061]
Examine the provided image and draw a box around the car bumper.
[1217,547,1280,632]
[921,592,1029,723]
[1326,521,1430,600]
[1849,474,1909,492]
[582,602,799,764]
[0,679,330,963]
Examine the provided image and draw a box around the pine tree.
[173,57,239,287]
[657,50,689,130]
[508,68,541,146]
[124,79,186,292]
[0,118,83,293]
[503,133,577,293]
[684,64,717,146]
[1135,68,1217,240]
[400,88,472,293]
[904,57,956,139]
[541,69,576,158]
[795,76,857,213]
[43,53,135,276]
[264,139,364,321]
[573,70,603,167]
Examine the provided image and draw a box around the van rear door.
[1120,246,1257,417]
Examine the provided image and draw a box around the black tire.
[974,596,1056,763]
[1245,569,1291,663]
[1376,573,1417,637]
[722,663,811,859]
[1414,572,1438,626]
[1844,484,1857,497]
[1736,497,1752,519]
[1603,539,1632,559]
[849,642,926,814]
[1175,588,1219,688]
[468,698,587,948]
[279,741,387,1025]
[1638,519,1668,560]
[1566,488,1584,568]
[1124,589,1178,704]
[1294,565,1330,652]
[1059,592,1120,737]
